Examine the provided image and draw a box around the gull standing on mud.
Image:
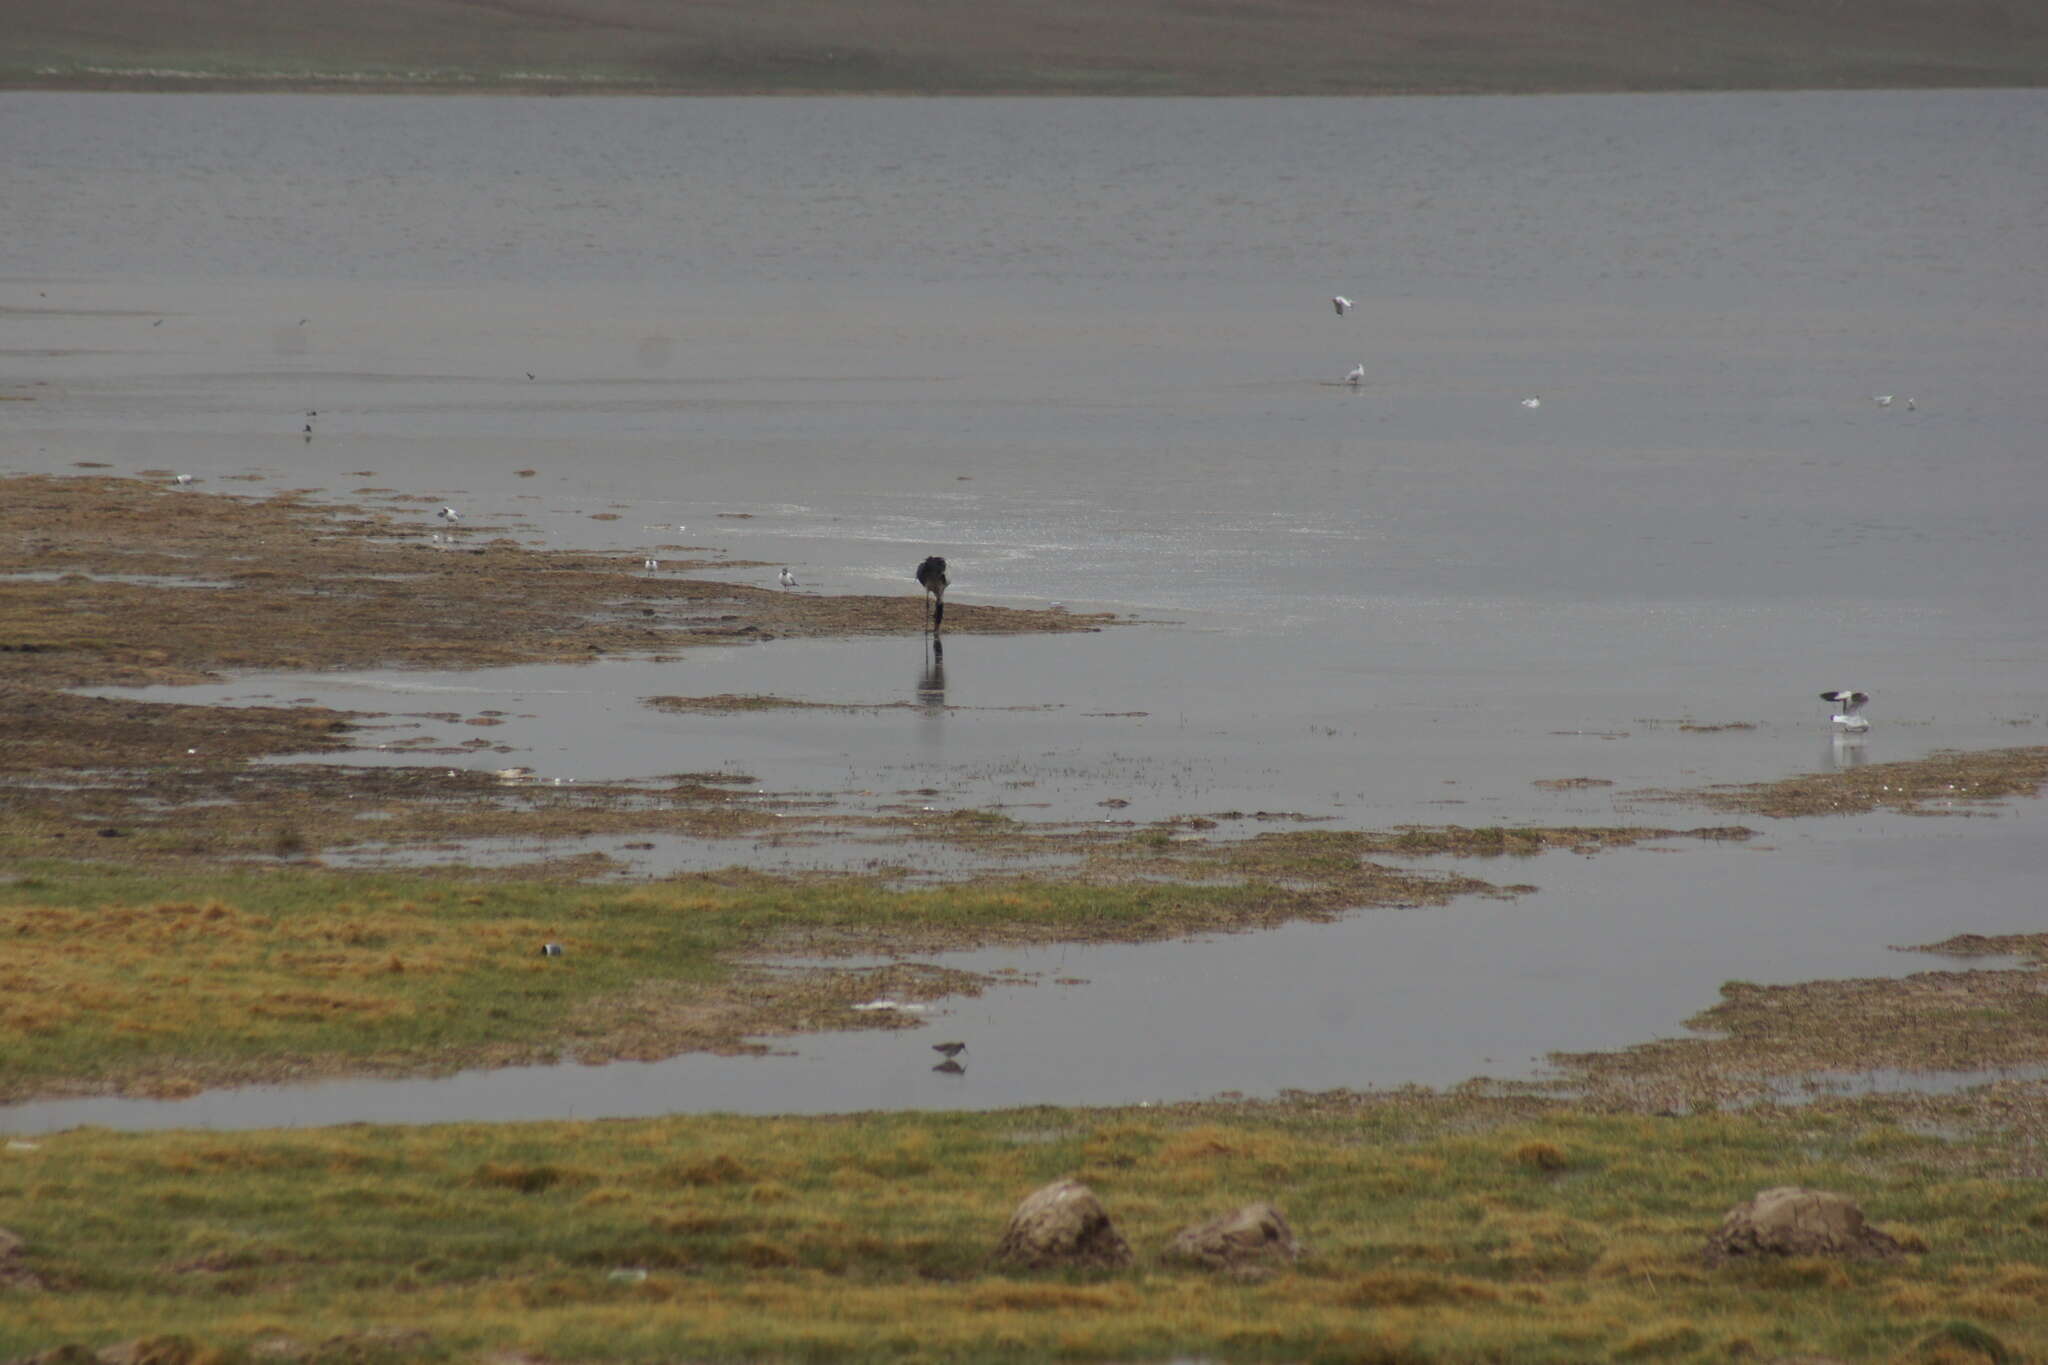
[437,505,460,524]
[780,567,797,590]
[916,556,948,633]
[1820,689,1872,733]
[1345,364,1365,387]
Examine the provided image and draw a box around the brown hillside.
[6,0,2046,95]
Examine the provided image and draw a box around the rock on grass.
[1705,1187,1907,1264]
[992,1178,1132,1270]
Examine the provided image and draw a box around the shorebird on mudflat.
[916,556,948,633]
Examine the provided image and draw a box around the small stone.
[992,1179,1132,1270]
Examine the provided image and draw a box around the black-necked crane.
[916,556,948,633]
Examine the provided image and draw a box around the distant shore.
[7,0,2046,97]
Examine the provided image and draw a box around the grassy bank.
[4,1097,2045,1362]
[0,862,1278,1100]
[0,846,1516,1101]
[6,0,2046,95]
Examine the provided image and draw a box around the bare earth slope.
[8,0,2045,94]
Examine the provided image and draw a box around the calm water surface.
[2,91,2045,1129]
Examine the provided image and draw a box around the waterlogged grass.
[2,1099,2045,1361]
[0,861,1389,1100]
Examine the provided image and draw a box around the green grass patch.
[1,1101,2042,1361]
[0,861,1318,1100]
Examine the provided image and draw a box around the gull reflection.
[1826,733,1870,769]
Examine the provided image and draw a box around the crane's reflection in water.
[917,638,946,748]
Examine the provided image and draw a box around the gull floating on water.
[1873,395,1894,407]
[1521,397,1542,409]
[780,567,797,589]
[1332,296,1353,316]
[1820,689,1872,733]
[1345,364,1365,387]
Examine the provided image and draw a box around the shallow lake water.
[3,90,2045,1129]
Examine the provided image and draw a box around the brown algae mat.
[1538,931,2048,1112]
[0,474,1108,869]
[1669,746,2048,818]
[0,474,1107,693]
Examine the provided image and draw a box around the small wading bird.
[780,567,797,590]
[1820,689,1872,733]
[932,1041,966,1058]
[1345,364,1365,387]
[916,556,948,632]
[1332,295,1353,316]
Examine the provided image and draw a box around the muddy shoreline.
[6,474,2048,1113]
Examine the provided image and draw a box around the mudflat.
[7,0,2047,95]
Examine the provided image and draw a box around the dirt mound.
[0,1226,44,1291]
[1160,1202,1303,1276]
